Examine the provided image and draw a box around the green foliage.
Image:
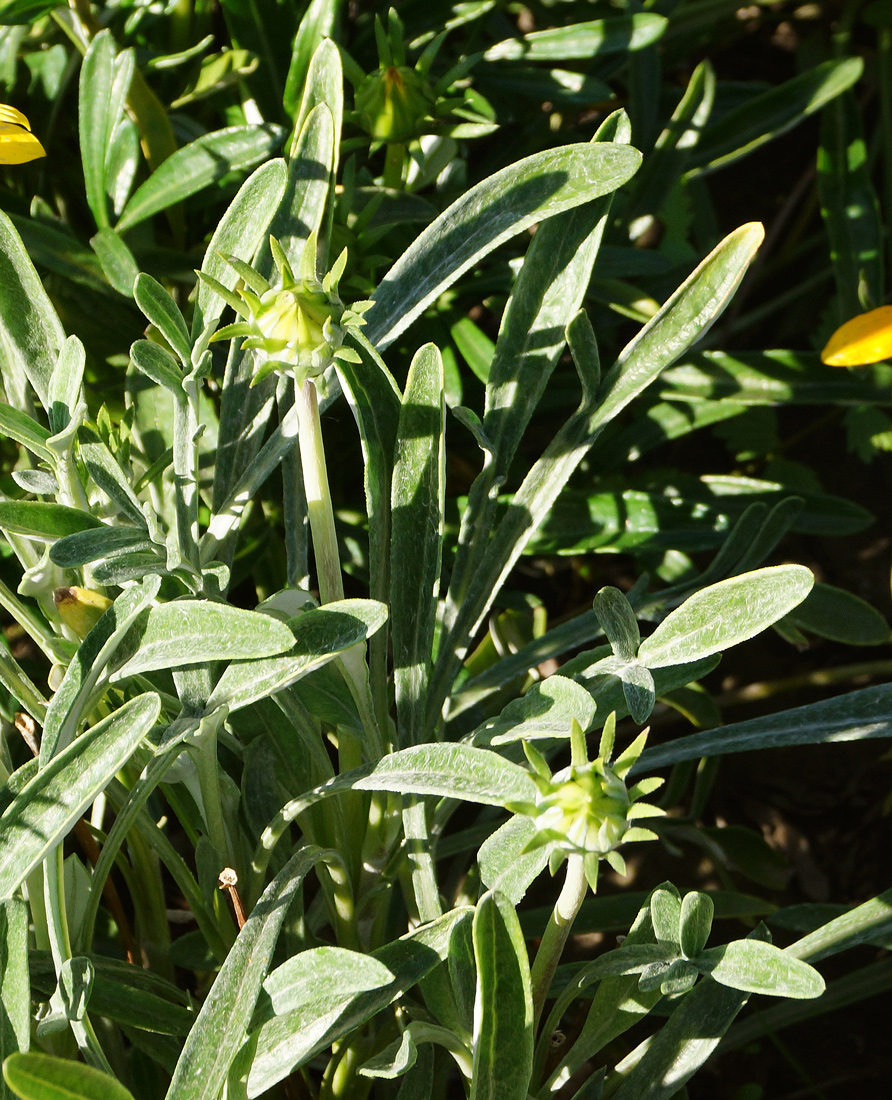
[0,3,890,1099]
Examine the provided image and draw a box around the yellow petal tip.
[821,306,892,367]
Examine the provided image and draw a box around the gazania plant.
[3,7,892,1100]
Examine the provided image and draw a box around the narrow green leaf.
[89,228,139,296]
[650,885,681,946]
[130,340,184,394]
[689,58,863,175]
[0,210,65,411]
[284,0,343,120]
[593,587,640,661]
[79,31,116,229]
[364,143,642,350]
[391,344,445,748]
[679,893,714,959]
[621,661,655,725]
[470,891,533,1100]
[79,440,148,527]
[47,336,87,437]
[0,693,160,900]
[0,502,102,540]
[627,59,715,221]
[245,910,470,1096]
[166,847,323,1100]
[817,90,883,317]
[266,101,334,277]
[3,1054,135,1100]
[784,582,890,645]
[261,947,394,1018]
[0,899,29,1095]
[0,406,53,464]
[633,682,892,774]
[610,978,749,1100]
[696,940,824,998]
[787,885,892,963]
[134,274,192,365]
[29,952,194,1036]
[593,224,764,432]
[485,14,667,61]
[335,335,401,722]
[111,600,298,680]
[352,745,538,809]
[478,816,548,905]
[661,350,892,405]
[0,1,62,23]
[50,528,152,570]
[638,565,814,668]
[206,599,388,712]
[118,125,284,233]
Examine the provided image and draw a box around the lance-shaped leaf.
[0,898,29,1096]
[192,158,288,338]
[0,693,160,900]
[471,675,596,746]
[485,14,667,61]
[117,124,285,232]
[470,891,533,1100]
[634,682,892,774]
[245,910,470,1096]
[206,599,387,712]
[3,1054,136,1100]
[364,142,642,350]
[351,745,538,810]
[0,502,102,541]
[391,344,445,747]
[110,600,298,680]
[0,209,65,410]
[166,847,323,1100]
[637,565,814,668]
[695,939,824,998]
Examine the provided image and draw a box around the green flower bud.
[533,761,633,857]
[355,64,437,144]
[522,717,666,889]
[201,234,371,387]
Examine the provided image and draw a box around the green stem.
[44,847,113,1074]
[529,854,588,1031]
[295,378,343,605]
[295,377,383,756]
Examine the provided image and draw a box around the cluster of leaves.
[1,2,892,1100]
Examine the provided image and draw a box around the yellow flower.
[821,306,892,367]
[0,104,45,165]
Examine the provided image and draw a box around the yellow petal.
[0,104,31,130]
[0,122,45,165]
[821,306,892,367]
[54,586,112,639]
